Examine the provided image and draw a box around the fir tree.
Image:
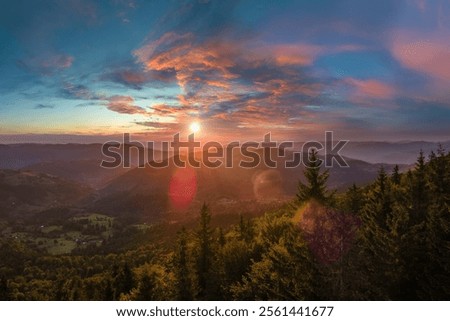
[112,263,134,300]
[296,149,334,205]
[195,203,214,299]
[409,150,428,225]
[0,275,10,300]
[421,147,450,299]
[400,151,429,298]
[343,183,364,214]
[238,214,254,242]
[174,227,193,300]
[391,165,401,185]
[359,167,398,298]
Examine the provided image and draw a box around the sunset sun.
[189,122,201,134]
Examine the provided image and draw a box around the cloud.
[156,0,243,39]
[60,82,153,116]
[106,95,149,115]
[18,54,74,75]
[133,32,324,129]
[134,32,238,85]
[392,36,450,81]
[346,78,396,100]
[34,103,55,109]
[150,103,197,117]
[61,82,104,100]
[101,69,149,89]
[134,121,181,130]
[101,67,176,89]
[267,44,323,66]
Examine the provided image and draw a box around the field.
[0,213,115,255]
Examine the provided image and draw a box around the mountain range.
[0,141,434,224]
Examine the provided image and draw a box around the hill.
[92,149,403,223]
[0,169,91,218]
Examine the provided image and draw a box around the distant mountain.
[24,159,129,189]
[0,144,104,169]
[92,149,402,223]
[0,144,164,188]
[0,143,412,224]
[339,141,450,164]
[0,169,91,218]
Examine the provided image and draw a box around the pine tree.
[296,149,334,205]
[343,184,364,214]
[103,278,114,301]
[231,218,313,300]
[112,263,134,300]
[359,167,398,298]
[0,275,10,300]
[409,151,428,225]
[174,227,193,300]
[124,264,175,300]
[391,165,401,185]
[238,214,254,242]
[421,147,450,299]
[218,228,226,247]
[218,238,255,296]
[398,151,430,299]
[195,203,214,299]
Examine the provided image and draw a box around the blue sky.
[0,0,449,142]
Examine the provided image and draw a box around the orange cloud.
[150,103,198,118]
[107,95,149,115]
[269,44,322,66]
[347,78,396,100]
[118,70,148,84]
[134,33,238,85]
[133,32,328,132]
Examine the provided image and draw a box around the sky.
[0,0,449,143]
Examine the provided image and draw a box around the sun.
[189,122,201,134]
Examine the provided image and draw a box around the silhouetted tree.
[195,203,214,299]
[174,227,193,300]
[359,167,399,298]
[391,165,401,185]
[112,263,134,300]
[0,275,10,300]
[421,147,450,299]
[296,149,334,205]
[342,184,364,214]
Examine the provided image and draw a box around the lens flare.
[168,167,197,211]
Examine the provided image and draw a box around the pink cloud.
[117,70,148,84]
[392,36,450,81]
[266,44,322,66]
[107,95,148,115]
[132,33,373,135]
[133,32,324,128]
[134,32,239,89]
[347,78,396,100]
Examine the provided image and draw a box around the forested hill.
[0,148,449,300]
